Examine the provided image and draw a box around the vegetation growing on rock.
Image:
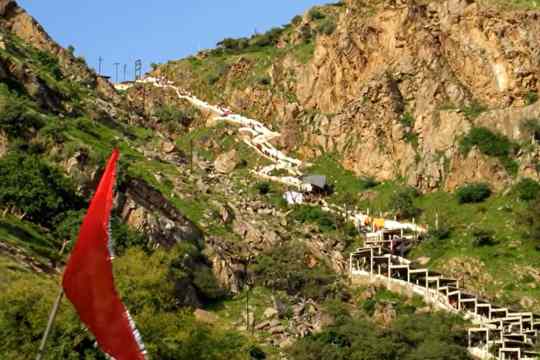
[1,0,540,358]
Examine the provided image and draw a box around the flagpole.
[36,287,64,360]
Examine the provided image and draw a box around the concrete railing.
[350,246,539,360]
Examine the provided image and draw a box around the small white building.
[114,81,135,91]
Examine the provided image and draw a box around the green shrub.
[206,62,230,85]
[0,247,252,360]
[400,112,415,128]
[317,19,337,35]
[460,127,514,158]
[471,228,497,247]
[500,157,519,176]
[521,118,540,142]
[39,117,67,143]
[0,152,83,226]
[514,178,540,201]
[217,37,249,51]
[0,84,42,137]
[359,176,379,190]
[248,345,267,360]
[288,312,471,360]
[427,225,452,243]
[191,265,227,301]
[456,183,491,204]
[461,102,487,119]
[399,113,418,147]
[525,91,538,105]
[362,298,377,315]
[34,50,63,80]
[207,73,220,85]
[155,105,196,128]
[459,127,519,174]
[52,209,85,251]
[256,76,271,86]
[403,131,419,148]
[110,217,148,256]
[249,27,284,48]
[309,8,326,20]
[292,15,303,26]
[255,181,271,195]
[290,205,338,232]
[391,187,420,219]
[74,116,100,137]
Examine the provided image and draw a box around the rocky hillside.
[1,0,539,359]
[145,0,540,320]
[153,0,540,192]
[0,1,443,359]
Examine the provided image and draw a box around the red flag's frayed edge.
[62,149,147,360]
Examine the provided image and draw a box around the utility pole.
[135,59,142,81]
[113,62,120,83]
[98,56,103,75]
[123,64,127,82]
[189,138,193,172]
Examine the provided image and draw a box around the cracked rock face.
[119,178,203,248]
[161,0,540,191]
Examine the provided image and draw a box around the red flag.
[62,149,146,360]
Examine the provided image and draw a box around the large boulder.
[119,177,203,248]
[214,149,240,174]
[205,236,247,294]
[232,218,281,249]
[194,309,219,324]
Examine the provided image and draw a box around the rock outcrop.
[119,178,204,248]
[0,0,117,98]
[157,0,540,191]
[214,149,240,174]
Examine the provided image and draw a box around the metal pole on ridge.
[36,287,64,360]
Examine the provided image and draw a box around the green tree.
[513,178,540,201]
[0,152,83,226]
[253,242,342,300]
[391,187,420,219]
[0,247,252,359]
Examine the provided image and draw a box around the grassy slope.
[306,154,540,309]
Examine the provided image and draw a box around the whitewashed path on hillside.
[137,77,425,234]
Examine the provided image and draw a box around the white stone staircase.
[350,243,540,360]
